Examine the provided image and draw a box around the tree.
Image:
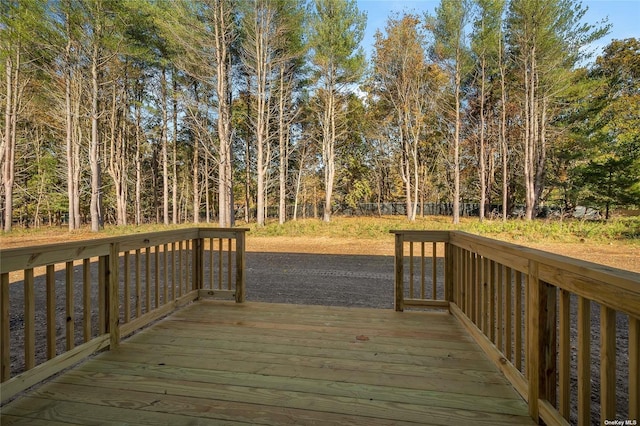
[371,13,433,221]
[471,0,503,221]
[212,0,236,227]
[574,38,640,217]
[428,0,473,225]
[308,0,365,222]
[240,0,304,226]
[507,0,608,220]
[155,0,237,227]
[1,1,47,231]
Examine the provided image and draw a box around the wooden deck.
[1,301,533,425]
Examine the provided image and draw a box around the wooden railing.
[392,230,640,425]
[0,227,247,402]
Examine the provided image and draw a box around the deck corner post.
[235,230,246,303]
[527,260,557,423]
[394,232,404,312]
[108,242,120,349]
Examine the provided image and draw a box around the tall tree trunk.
[161,69,170,225]
[2,53,17,232]
[278,67,287,224]
[172,74,178,224]
[135,82,143,225]
[524,47,537,220]
[322,82,335,222]
[214,0,233,227]
[499,37,508,222]
[479,57,487,222]
[205,154,210,223]
[453,57,461,224]
[107,82,127,226]
[90,39,102,232]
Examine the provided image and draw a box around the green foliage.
[308,0,366,84]
[571,38,640,215]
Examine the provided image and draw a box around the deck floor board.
[1,301,534,425]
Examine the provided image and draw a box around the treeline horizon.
[1,0,638,232]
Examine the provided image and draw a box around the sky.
[355,0,640,63]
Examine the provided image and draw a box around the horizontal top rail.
[389,230,450,243]
[0,228,249,274]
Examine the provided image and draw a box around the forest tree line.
[1,0,638,232]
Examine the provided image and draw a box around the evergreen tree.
[308,0,365,222]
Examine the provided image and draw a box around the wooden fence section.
[392,230,640,425]
[0,227,247,402]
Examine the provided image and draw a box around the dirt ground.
[245,236,640,274]
[2,230,639,273]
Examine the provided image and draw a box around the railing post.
[394,232,404,312]
[527,260,557,423]
[108,243,120,349]
[235,230,246,303]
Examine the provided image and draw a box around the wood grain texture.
[1,301,533,425]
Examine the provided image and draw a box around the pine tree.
[308,0,365,222]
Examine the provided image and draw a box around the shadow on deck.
[1,300,533,425]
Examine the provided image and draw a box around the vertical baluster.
[472,253,482,328]
[482,257,489,334]
[559,289,571,420]
[630,316,639,420]
[505,267,513,362]
[163,244,168,305]
[178,241,183,297]
[0,272,9,381]
[235,230,246,303]
[83,259,91,342]
[227,238,232,290]
[135,249,142,316]
[394,232,404,312]
[124,251,130,323]
[515,270,523,372]
[409,241,414,299]
[489,260,496,342]
[24,269,35,370]
[154,246,160,309]
[46,265,56,359]
[145,247,151,313]
[577,296,591,425]
[420,241,425,300]
[65,261,74,351]
[601,306,616,421]
[496,263,503,351]
[209,238,214,289]
[432,242,437,300]
[218,238,223,290]
[171,242,176,300]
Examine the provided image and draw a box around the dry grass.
[2,216,639,272]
